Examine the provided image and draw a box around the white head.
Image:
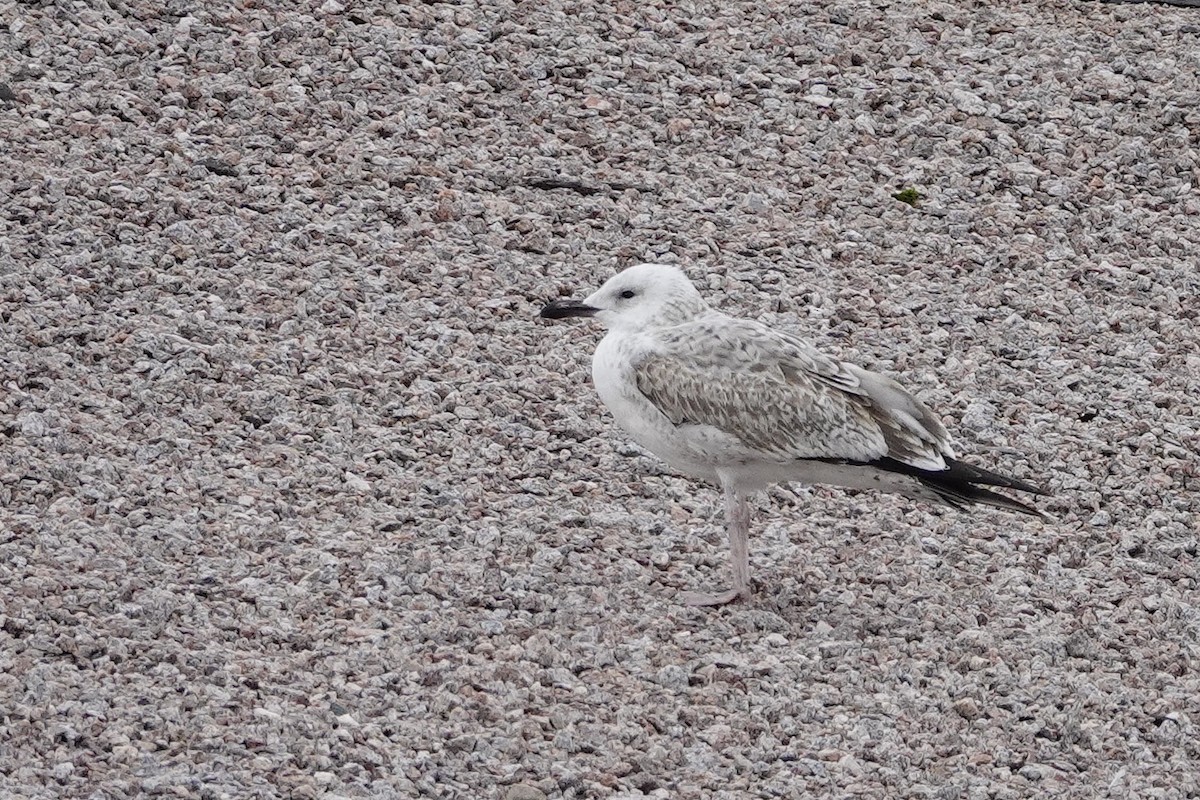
[540,263,708,331]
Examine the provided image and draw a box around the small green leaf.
[893,187,922,207]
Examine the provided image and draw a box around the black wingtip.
[955,484,1054,521]
[866,456,1051,519]
[942,459,1051,497]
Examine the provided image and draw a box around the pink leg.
[680,486,752,606]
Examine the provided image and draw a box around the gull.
[540,264,1050,606]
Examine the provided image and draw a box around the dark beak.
[540,299,599,319]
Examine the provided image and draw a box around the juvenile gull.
[541,264,1050,606]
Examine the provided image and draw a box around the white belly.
[589,333,938,500]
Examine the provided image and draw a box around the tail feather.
[937,459,1050,497]
[874,456,1052,520]
[922,477,1051,520]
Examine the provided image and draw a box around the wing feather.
[635,316,951,468]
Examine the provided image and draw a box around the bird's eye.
[619,289,636,299]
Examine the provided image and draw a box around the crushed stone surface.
[1,0,1198,797]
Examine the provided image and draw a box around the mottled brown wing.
[637,316,952,469]
[843,364,955,468]
[634,356,887,463]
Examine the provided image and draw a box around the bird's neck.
[652,297,711,328]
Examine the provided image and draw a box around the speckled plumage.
[633,317,948,469]
[541,263,1048,605]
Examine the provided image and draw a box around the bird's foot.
[679,586,750,607]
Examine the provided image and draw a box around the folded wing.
[636,316,953,470]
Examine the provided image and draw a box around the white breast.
[591,333,719,483]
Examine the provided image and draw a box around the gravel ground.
[2,0,1199,798]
